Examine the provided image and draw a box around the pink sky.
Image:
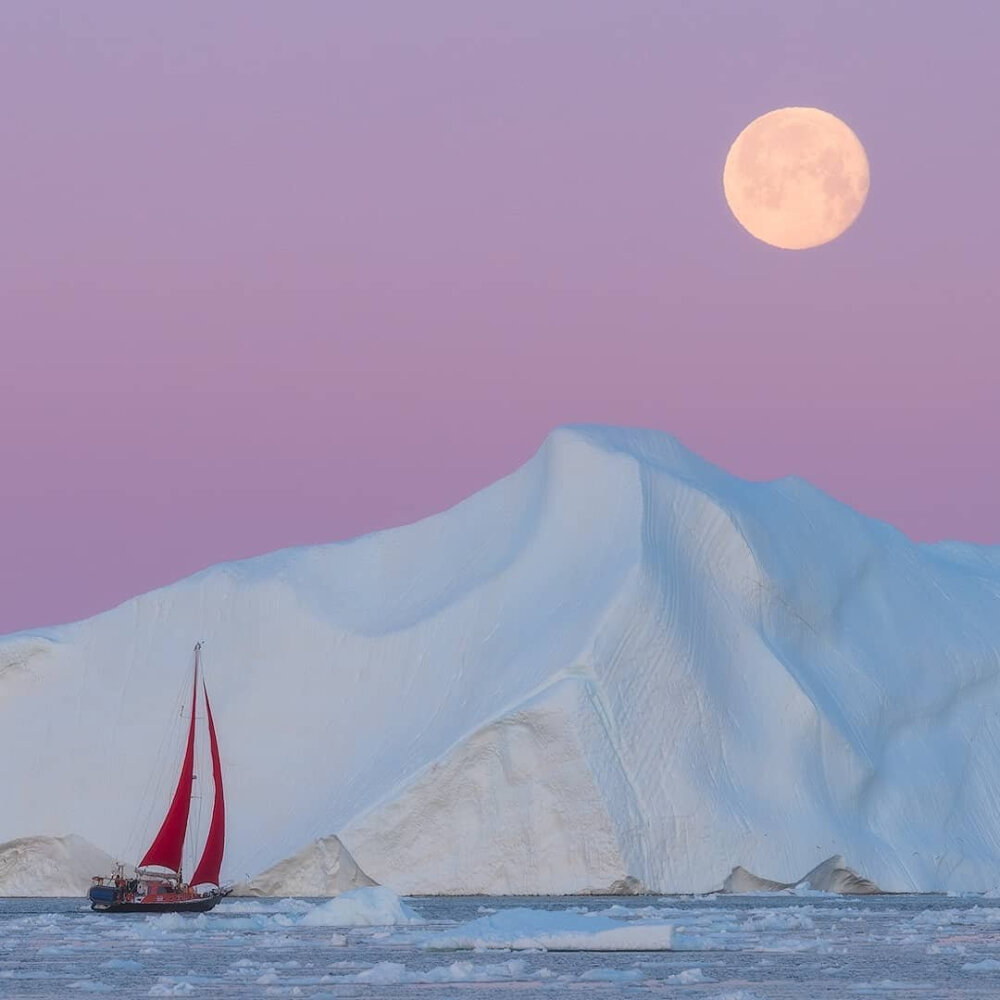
[2,1,998,633]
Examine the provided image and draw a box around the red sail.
[139,662,199,874]
[190,684,225,887]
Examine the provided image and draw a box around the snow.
[424,905,675,951]
[2,424,1000,894]
[0,835,113,897]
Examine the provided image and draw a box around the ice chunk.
[353,962,408,985]
[148,981,196,996]
[335,959,539,984]
[579,967,644,982]
[298,886,421,927]
[668,967,709,983]
[962,958,1000,971]
[99,959,143,971]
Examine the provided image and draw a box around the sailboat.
[88,643,231,913]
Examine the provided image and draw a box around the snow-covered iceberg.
[0,835,113,896]
[2,425,1000,894]
[232,835,375,897]
[722,855,883,894]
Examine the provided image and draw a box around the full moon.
[723,107,869,250]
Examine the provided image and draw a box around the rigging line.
[134,715,188,872]
[124,659,190,865]
[129,668,188,861]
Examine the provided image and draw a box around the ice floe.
[961,958,1000,971]
[424,905,675,951]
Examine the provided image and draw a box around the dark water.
[3,893,1000,998]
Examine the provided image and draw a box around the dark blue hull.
[88,884,226,913]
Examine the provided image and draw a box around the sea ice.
[961,958,1000,971]
[99,958,143,971]
[336,959,540,985]
[5,894,1000,998]
[578,967,643,981]
[425,905,675,951]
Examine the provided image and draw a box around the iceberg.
[297,885,422,926]
[2,425,1000,894]
[232,835,375,897]
[722,855,883,894]
[0,835,113,897]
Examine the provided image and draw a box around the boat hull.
[89,896,222,913]
[89,885,228,913]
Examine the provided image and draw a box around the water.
[3,893,1000,997]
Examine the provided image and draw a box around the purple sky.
[2,1,998,633]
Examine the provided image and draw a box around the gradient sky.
[2,1,998,633]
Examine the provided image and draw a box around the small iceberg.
[232,835,376,897]
[298,886,422,927]
[721,855,883,894]
[0,835,114,897]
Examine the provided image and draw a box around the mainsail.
[190,684,225,887]
[138,662,199,874]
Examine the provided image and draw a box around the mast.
[138,645,201,876]
[189,678,225,888]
